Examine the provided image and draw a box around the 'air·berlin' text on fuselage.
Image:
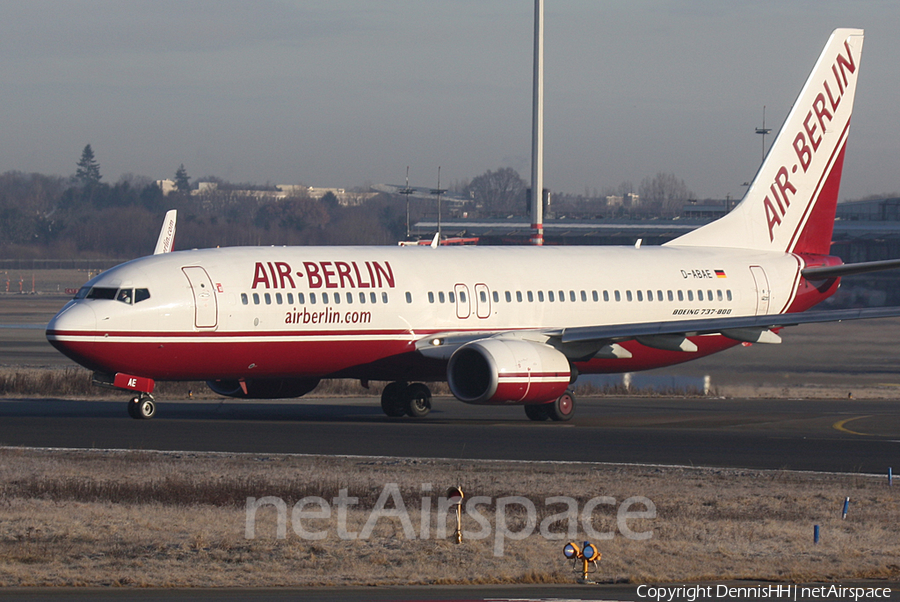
[251,260,396,290]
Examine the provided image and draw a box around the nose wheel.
[127,394,156,420]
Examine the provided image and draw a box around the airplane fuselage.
[46,244,838,384]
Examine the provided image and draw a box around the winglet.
[153,210,177,255]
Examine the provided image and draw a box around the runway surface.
[1,395,898,473]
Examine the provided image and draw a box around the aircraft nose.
[46,302,97,364]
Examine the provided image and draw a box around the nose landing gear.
[127,394,156,420]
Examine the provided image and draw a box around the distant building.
[835,197,900,221]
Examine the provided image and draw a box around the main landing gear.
[127,394,156,420]
[524,390,576,422]
[380,382,432,418]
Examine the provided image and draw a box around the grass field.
[0,448,897,587]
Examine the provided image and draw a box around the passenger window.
[727,290,733,301]
[538,291,544,302]
[428,292,435,303]
[310,293,317,304]
[569,291,576,302]
[516,291,523,302]
[637,290,643,302]
[449,292,455,303]
[298,293,305,304]
[405,292,412,304]
[592,291,598,302]
[614,291,621,302]
[603,290,610,302]
[241,293,249,305]
[253,293,260,305]
[667,290,674,302]
[648,290,654,302]
[322,293,328,304]
[687,290,694,301]
[717,290,723,302]
[359,292,366,304]
[479,291,487,303]
[287,293,294,304]
[505,291,512,302]
[707,290,713,300]
[657,290,663,302]
[370,292,377,303]
[581,290,587,302]
[527,291,534,302]
[697,290,703,301]
[382,292,388,303]
[558,290,565,302]
[333,292,340,304]
[439,292,445,303]
[492,291,499,303]
[276,293,283,305]
[459,291,467,303]
[677,291,684,302]
[548,290,555,302]
[265,293,272,305]
[626,291,633,302]
[346,292,353,303]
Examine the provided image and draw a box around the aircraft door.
[474,283,491,319]
[749,265,771,315]
[182,266,218,329]
[454,284,470,319]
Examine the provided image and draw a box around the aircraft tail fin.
[667,29,864,255]
[153,210,177,255]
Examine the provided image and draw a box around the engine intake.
[206,378,320,399]
[447,338,570,404]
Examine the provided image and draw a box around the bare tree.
[465,168,527,216]
[638,172,694,217]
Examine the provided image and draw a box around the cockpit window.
[86,287,118,300]
[78,286,151,304]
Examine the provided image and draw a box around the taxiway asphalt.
[1,395,897,473]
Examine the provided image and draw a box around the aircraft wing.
[416,306,900,360]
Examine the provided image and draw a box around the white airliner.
[47,29,900,421]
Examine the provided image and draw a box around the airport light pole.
[530,0,544,246]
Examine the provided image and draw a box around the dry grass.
[0,448,897,586]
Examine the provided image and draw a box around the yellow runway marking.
[833,415,875,436]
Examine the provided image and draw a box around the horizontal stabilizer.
[802,258,900,280]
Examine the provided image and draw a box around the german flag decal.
[715,269,727,278]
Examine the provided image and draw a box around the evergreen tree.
[174,164,191,192]
[75,144,101,186]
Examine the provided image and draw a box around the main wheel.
[547,391,576,422]
[380,381,408,417]
[524,404,550,421]
[405,382,432,418]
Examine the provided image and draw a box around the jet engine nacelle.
[206,378,320,399]
[447,338,571,405]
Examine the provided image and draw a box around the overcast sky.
[1,1,898,201]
